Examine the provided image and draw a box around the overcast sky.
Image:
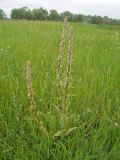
[0,0,120,19]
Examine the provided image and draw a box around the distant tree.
[71,14,84,22]
[85,15,92,23]
[49,10,60,21]
[11,7,28,19]
[60,11,73,21]
[103,16,114,24]
[76,14,84,22]
[0,9,7,19]
[42,8,48,20]
[25,9,33,20]
[103,16,109,24]
[71,14,78,22]
[91,16,103,24]
[11,7,48,20]
[10,6,120,25]
[32,8,48,20]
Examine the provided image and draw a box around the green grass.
[0,20,120,160]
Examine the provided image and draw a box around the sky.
[0,0,120,19]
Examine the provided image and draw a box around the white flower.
[115,122,119,126]
[86,108,92,113]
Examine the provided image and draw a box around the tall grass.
[26,60,48,136]
[56,18,73,113]
[0,21,120,160]
[26,18,75,137]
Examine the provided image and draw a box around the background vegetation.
[10,7,120,25]
[0,20,120,159]
[0,7,120,25]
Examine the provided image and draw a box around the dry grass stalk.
[26,60,36,111]
[63,27,73,113]
[26,60,48,136]
[56,17,73,114]
[56,17,68,107]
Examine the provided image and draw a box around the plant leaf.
[65,127,78,136]
[52,130,65,138]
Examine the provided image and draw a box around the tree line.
[0,9,7,19]
[0,7,120,25]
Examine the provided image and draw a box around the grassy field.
[0,20,120,160]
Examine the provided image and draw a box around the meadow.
[0,20,120,160]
